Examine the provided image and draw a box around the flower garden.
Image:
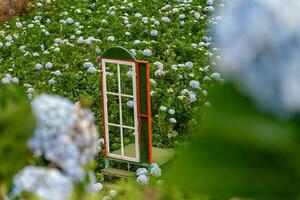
[2,0,300,199]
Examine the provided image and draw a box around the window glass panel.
[122,97,135,127]
[120,64,133,95]
[107,94,120,124]
[108,125,122,154]
[105,63,118,93]
[123,128,136,158]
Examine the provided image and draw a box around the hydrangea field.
[0,0,222,149]
[6,0,300,199]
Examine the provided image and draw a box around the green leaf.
[0,85,35,187]
[167,83,300,200]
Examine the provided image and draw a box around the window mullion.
[117,63,124,157]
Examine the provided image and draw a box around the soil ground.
[0,0,29,21]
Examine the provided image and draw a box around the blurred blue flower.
[189,80,200,89]
[185,61,193,69]
[215,0,300,117]
[161,17,171,23]
[35,63,43,70]
[87,67,97,73]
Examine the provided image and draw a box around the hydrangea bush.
[10,94,102,199]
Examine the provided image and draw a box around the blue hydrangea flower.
[185,61,193,69]
[87,67,97,73]
[45,62,53,69]
[136,168,148,176]
[151,30,158,37]
[65,18,74,24]
[129,49,136,57]
[12,166,73,200]
[189,80,200,89]
[150,163,162,177]
[29,95,99,181]
[161,17,171,23]
[35,63,43,70]
[84,62,94,68]
[188,91,197,103]
[143,49,152,57]
[179,14,186,20]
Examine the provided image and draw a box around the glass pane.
[107,94,120,124]
[122,97,135,127]
[105,63,118,93]
[120,64,134,95]
[123,128,136,158]
[108,125,121,154]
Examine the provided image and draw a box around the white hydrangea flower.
[169,118,177,124]
[136,174,149,186]
[136,168,148,176]
[207,0,214,6]
[168,109,175,115]
[11,77,19,84]
[150,163,162,177]
[194,12,201,20]
[1,77,10,84]
[210,72,221,81]
[126,100,134,108]
[103,196,112,200]
[159,106,167,112]
[12,166,73,200]
[109,190,118,198]
[88,182,103,193]
[107,36,115,42]
[53,70,62,76]
[16,22,22,28]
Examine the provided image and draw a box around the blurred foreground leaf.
[0,85,35,187]
[167,84,300,200]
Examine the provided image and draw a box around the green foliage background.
[167,84,300,200]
